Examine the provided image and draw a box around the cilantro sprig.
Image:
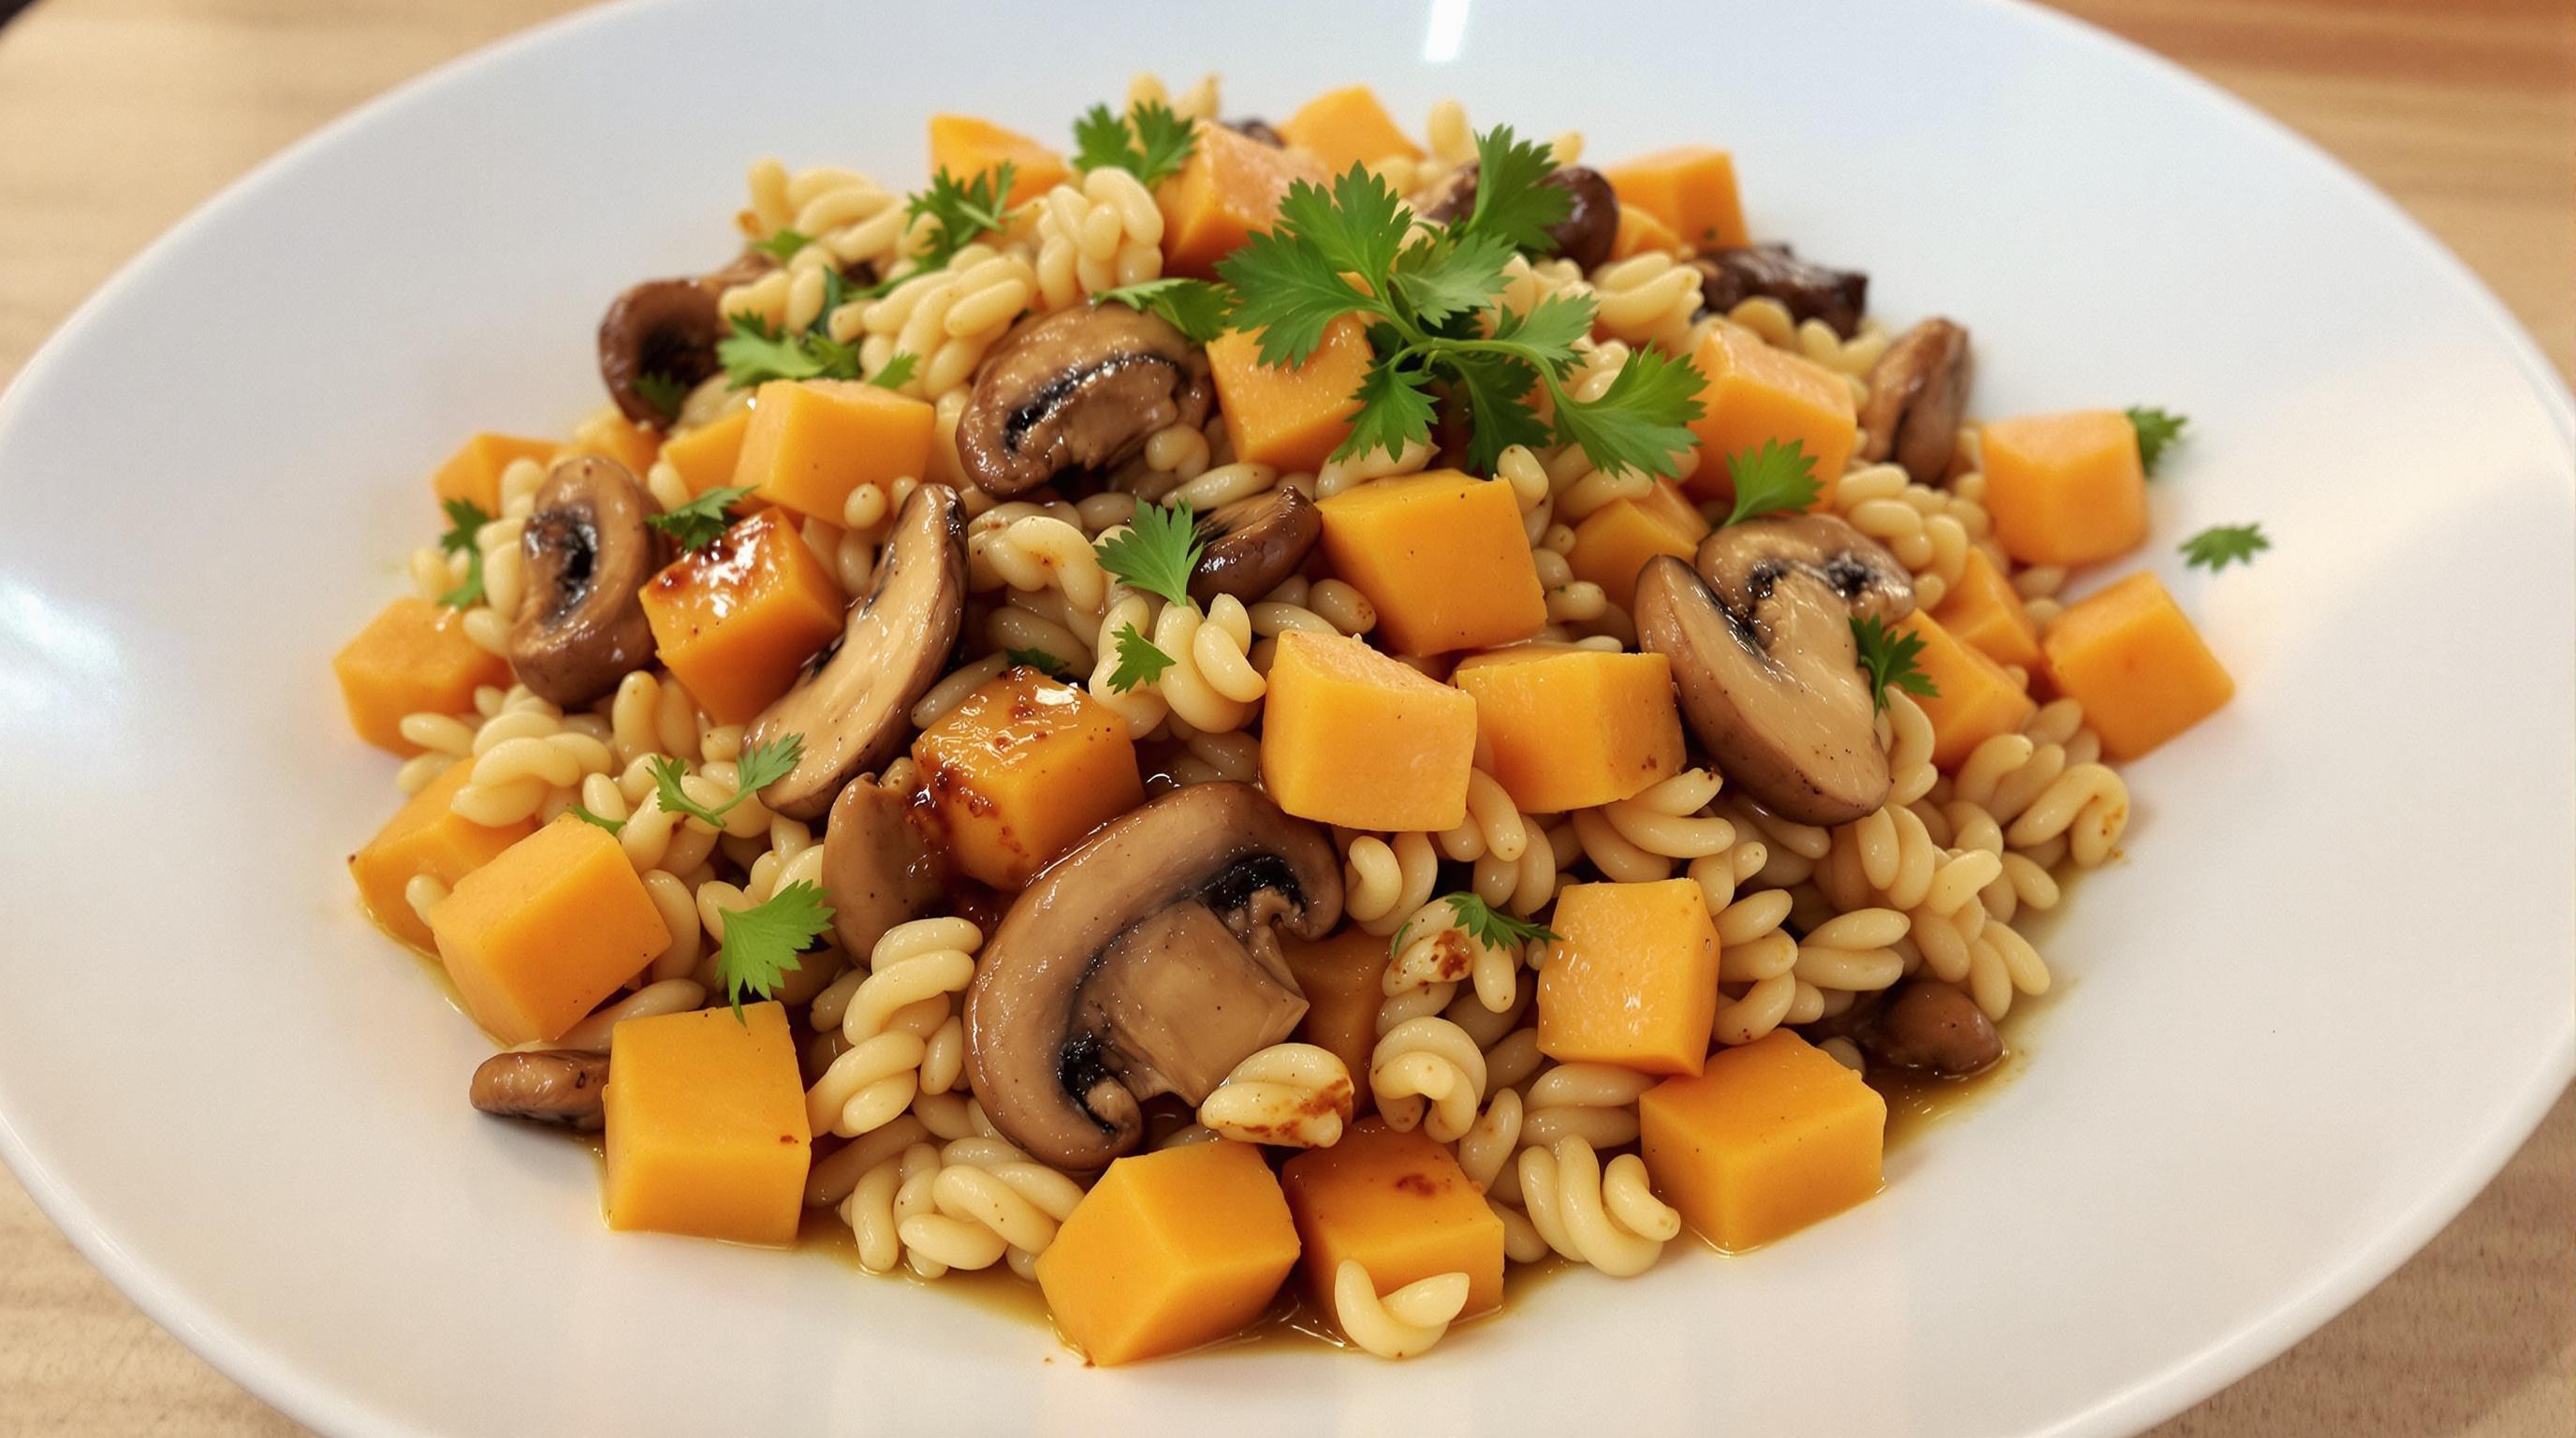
[2127,406,2188,476]
[1392,892,1561,959]
[2180,521,2269,572]
[905,164,1017,273]
[1071,99,1199,187]
[717,315,863,388]
[632,371,691,424]
[748,228,813,263]
[1092,500,1204,609]
[1851,615,1939,713]
[436,498,490,609]
[1094,278,1231,345]
[1718,439,1822,527]
[1104,624,1175,693]
[714,880,834,1020]
[567,804,625,835]
[648,484,754,550]
[649,733,805,829]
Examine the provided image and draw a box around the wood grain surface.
[0,1,2568,1432]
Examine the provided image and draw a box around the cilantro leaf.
[1092,501,1203,609]
[1717,438,1823,526]
[1335,357,1441,463]
[1216,221,1376,366]
[1072,104,1134,174]
[567,804,625,835]
[1442,350,1550,475]
[905,165,1016,271]
[1550,343,1707,481]
[647,484,754,550]
[1486,291,1593,367]
[435,498,490,609]
[1105,623,1177,693]
[1389,228,1515,328]
[1281,167,1412,299]
[1003,646,1075,680]
[730,732,805,794]
[749,228,812,263]
[633,371,690,424]
[1392,891,1561,958]
[717,314,864,389]
[649,732,804,829]
[1852,614,1939,713]
[714,880,834,1020]
[1072,100,1200,187]
[1462,125,1573,256]
[1094,278,1233,345]
[868,351,919,390]
[2180,521,2269,572]
[2127,406,2188,476]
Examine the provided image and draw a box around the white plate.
[0,1,2568,1433]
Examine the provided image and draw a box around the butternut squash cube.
[1283,927,1390,1119]
[912,667,1144,889]
[1277,84,1420,170]
[1683,323,1856,511]
[1610,203,1683,261]
[1979,409,2148,567]
[638,508,847,725]
[1931,547,2042,672]
[659,408,754,500]
[1206,316,1369,472]
[1639,1031,1885,1251]
[428,816,668,1045]
[1281,1121,1504,1320]
[333,596,512,754]
[1315,469,1546,654]
[1453,645,1683,814]
[605,1003,811,1246]
[1259,631,1476,832]
[1601,146,1749,249]
[432,432,558,514]
[1536,878,1719,1076]
[1566,479,1712,607]
[927,114,1067,205]
[732,378,935,524]
[1897,610,2037,769]
[1155,121,1329,279]
[568,410,663,477]
[2041,571,2234,760]
[1035,1139,1300,1366]
[348,761,534,951]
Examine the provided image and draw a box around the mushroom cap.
[1634,514,1916,826]
[749,483,967,820]
[1861,978,2002,1076]
[963,782,1343,1170]
[1690,243,1869,339]
[1187,487,1322,605]
[820,769,947,959]
[597,277,729,426]
[953,304,1213,498]
[1857,317,1973,487]
[1413,164,1622,271]
[505,455,660,707]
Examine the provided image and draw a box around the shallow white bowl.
[0,1,2568,1433]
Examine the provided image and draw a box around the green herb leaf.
[1551,343,1708,483]
[647,484,754,550]
[730,732,805,795]
[633,371,691,424]
[868,351,919,390]
[1072,104,1135,175]
[1461,125,1573,256]
[1073,99,1200,187]
[905,164,1016,272]
[717,314,865,389]
[1104,623,1176,693]
[2127,405,2188,476]
[1003,646,1076,681]
[714,880,834,1020]
[2179,521,2269,572]
[1719,438,1823,527]
[1216,219,1376,367]
[1442,350,1550,475]
[1851,614,1939,713]
[1389,228,1515,328]
[567,804,625,835]
[1094,278,1233,345]
[1092,500,1204,609]
[1392,891,1562,959]
[1281,166,1412,301]
[749,228,813,263]
[1335,356,1442,464]
[435,498,490,609]
[648,733,804,829]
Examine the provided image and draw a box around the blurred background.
[0,0,2567,1433]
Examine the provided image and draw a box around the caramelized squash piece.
[1930,547,2042,672]
[1277,84,1420,170]
[1281,1121,1504,1320]
[427,816,668,1045]
[637,508,848,725]
[432,432,559,514]
[1897,610,2037,769]
[1566,478,1711,606]
[1452,644,1684,814]
[1155,122,1329,279]
[1600,146,1749,249]
[733,379,935,525]
[1259,630,1476,832]
[1978,409,2149,567]
[1206,316,1370,472]
[1683,324,1857,512]
[1535,878,1720,1076]
[1639,1031,1884,1251]
[348,762,534,950]
[1282,926,1390,1119]
[605,1003,812,1246]
[333,597,512,754]
[912,667,1144,889]
[2041,571,2234,760]
[1035,1139,1301,1366]
[658,408,754,500]
[927,114,1067,205]
[1315,469,1546,654]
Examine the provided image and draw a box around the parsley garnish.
[2127,406,2188,476]
[1462,124,1574,257]
[748,228,812,263]
[905,164,1017,273]
[2180,521,2269,572]
[716,314,865,389]
[633,371,690,424]
[1003,647,1075,681]
[567,804,625,835]
[649,733,805,829]
[1092,500,1204,609]
[436,497,490,609]
[1071,99,1200,187]
[714,880,834,1020]
[1851,615,1939,713]
[1719,438,1822,527]
[1104,624,1175,693]
[1392,892,1561,959]
[868,351,919,390]
[1094,278,1231,345]
[648,484,754,550]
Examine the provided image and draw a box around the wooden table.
[0,0,2567,1431]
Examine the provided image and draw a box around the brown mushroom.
[1690,244,1868,338]
[963,782,1342,1169]
[1414,164,1622,271]
[1224,117,1288,148]
[1857,318,1973,487]
[469,1049,609,1130]
[506,455,659,707]
[748,484,966,821]
[954,306,1213,498]
[821,769,947,958]
[1187,488,1321,604]
[1632,514,1914,826]
[1860,979,2001,1076]
[598,278,727,426]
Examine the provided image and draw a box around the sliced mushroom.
[747,483,964,820]
[469,1049,609,1130]
[963,782,1341,1169]
[599,279,724,426]
[1188,487,1321,604]
[506,455,659,707]
[954,306,1213,498]
[1413,164,1621,271]
[1633,514,1914,826]
[821,768,947,958]
[1860,978,2001,1076]
[1690,244,1868,338]
[1857,318,1972,487]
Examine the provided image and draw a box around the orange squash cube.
[1035,1139,1301,1366]
[1898,610,2038,769]
[1281,1121,1505,1320]
[428,816,669,1045]
[1277,84,1420,170]
[1640,1031,1885,1251]
[333,596,512,754]
[1683,323,1856,511]
[2042,571,2234,760]
[432,432,558,514]
[927,114,1067,205]
[1260,631,1476,832]
[1283,927,1390,1119]
[1206,316,1370,472]
[1931,548,2043,672]
[1536,878,1720,1076]
[1566,479,1712,607]
[912,667,1143,889]
[568,410,663,477]
[639,508,846,725]
[659,408,754,500]
[1979,409,2149,567]
[1601,146,1749,249]
[348,762,535,951]
[1452,645,1684,814]
[1315,469,1546,654]
[1155,121,1329,279]
[732,378,935,525]
[1610,204,1684,261]
[605,1003,811,1246]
